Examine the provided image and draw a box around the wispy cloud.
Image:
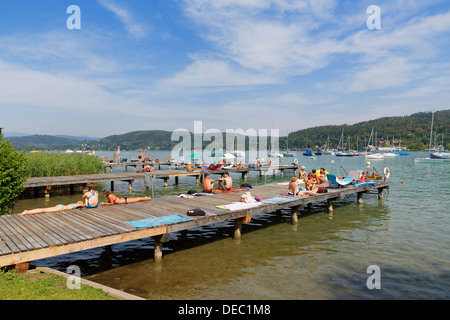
[97,0,149,39]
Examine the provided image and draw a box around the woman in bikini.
[101,190,151,206]
[82,183,99,208]
[20,201,85,215]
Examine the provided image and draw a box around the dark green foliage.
[0,136,29,215]
[286,110,449,150]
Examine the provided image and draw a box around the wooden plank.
[6,215,46,250]
[29,214,74,245]
[0,217,31,252]
[0,226,167,267]
[21,215,67,247]
[49,214,95,242]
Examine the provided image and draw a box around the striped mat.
[126,214,193,228]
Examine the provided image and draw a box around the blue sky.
[0,0,449,138]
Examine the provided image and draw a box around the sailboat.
[335,129,354,157]
[283,131,295,157]
[365,128,384,160]
[415,112,450,163]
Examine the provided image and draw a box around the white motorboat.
[365,152,384,160]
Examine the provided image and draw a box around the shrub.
[0,137,29,215]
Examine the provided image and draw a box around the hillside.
[287,110,449,150]
[4,109,449,151]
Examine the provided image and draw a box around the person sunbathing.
[101,190,151,206]
[20,201,85,216]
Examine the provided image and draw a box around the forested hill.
[287,110,449,150]
[5,109,449,151]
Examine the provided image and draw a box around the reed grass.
[26,153,106,177]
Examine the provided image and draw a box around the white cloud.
[98,0,149,39]
[158,58,277,88]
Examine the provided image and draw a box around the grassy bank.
[0,269,115,300]
[27,153,106,177]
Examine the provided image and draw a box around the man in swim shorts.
[218,172,232,191]
[202,173,215,192]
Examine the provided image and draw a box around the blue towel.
[262,195,299,204]
[126,214,193,228]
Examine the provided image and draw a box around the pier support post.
[327,199,334,212]
[110,181,114,191]
[242,172,247,180]
[175,176,179,185]
[44,186,51,199]
[357,192,363,205]
[152,233,170,263]
[291,206,299,225]
[163,178,168,188]
[378,188,384,200]
[233,220,243,240]
[128,181,133,191]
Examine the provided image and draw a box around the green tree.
[0,135,29,215]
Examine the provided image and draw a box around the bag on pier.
[317,187,328,193]
[187,208,206,216]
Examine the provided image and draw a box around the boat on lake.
[415,112,450,164]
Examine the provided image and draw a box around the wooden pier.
[0,180,389,269]
[23,164,299,197]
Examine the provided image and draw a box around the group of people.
[286,166,329,196]
[298,166,328,191]
[202,172,233,192]
[20,183,151,216]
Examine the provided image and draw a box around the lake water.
[14,151,450,300]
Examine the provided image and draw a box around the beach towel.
[262,195,300,205]
[126,214,193,228]
[212,187,248,193]
[216,202,262,211]
[353,181,378,187]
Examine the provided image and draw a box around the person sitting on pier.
[82,183,99,208]
[202,173,215,193]
[317,168,327,184]
[287,176,317,196]
[305,173,317,191]
[101,190,151,206]
[299,166,308,181]
[143,163,153,172]
[20,201,85,215]
[218,172,233,191]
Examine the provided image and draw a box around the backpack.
[317,187,328,193]
[187,208,206,216]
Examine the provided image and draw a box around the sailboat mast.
[429,112,434,151]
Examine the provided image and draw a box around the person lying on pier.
[202,173,215,193]
[20,201,85,215]
[101,190,152,206]
[218,172,233,191]
[82,183,99,208]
